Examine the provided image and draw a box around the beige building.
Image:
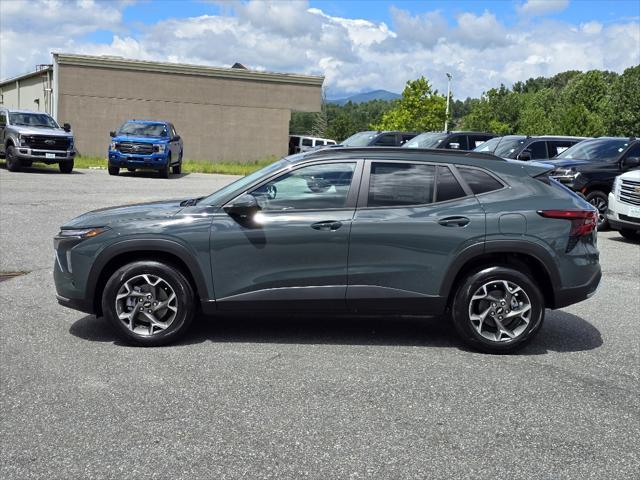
[0,53,324,162]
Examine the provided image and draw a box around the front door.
[210,160,363,310]
[347,160,486,314]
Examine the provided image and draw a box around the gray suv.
[53,147,601,353]
[0,107,75,173]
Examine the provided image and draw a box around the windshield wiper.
[180,197,203,207]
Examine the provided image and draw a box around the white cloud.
[1,0,639,99]
[517,0,570,17]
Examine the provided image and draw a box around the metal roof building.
[0,53,324,162]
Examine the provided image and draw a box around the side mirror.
[172,135,181,142]
[517,150,531,161]
[224,194,261,222]
[63,123,71,132]
[623,156,640,169]
[109,131,116,138]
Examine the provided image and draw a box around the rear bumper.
[553,267,602,308]
[16,148,75,162]
[56,294,95,314]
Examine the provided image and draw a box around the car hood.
[544,158,592,169]
[11,125,72,137]
[62,199,187,228]
[112,135,168,144]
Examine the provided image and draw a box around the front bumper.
[109,150,169,168]
[606,192,640,232]
[16,147,75,162]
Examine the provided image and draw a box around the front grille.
[620,214,640,224]
[619,179,640,206]
[117,142,154,155]
[22,135,70,151]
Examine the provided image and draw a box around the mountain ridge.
[327,89,400,105]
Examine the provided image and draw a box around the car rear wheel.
[451,266,544,353]
[101,261,195,346]
[59,160,74,173]
[5,145,21,172]
[585,191,608,231]
[108,166,119,176]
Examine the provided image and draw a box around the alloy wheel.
[588,196,607,227]
[115,274,178,336]
[468,280,532,342]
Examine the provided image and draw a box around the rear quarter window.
[458,167,503,194]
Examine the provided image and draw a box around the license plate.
[629,206,640,219]
[45,153,56,159]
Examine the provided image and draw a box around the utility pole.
[444,73,452,132]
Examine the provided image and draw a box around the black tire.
[159,156,170,178]
[451,266,545,354]
[5,145,21,172]
[101,261,196,347]
[172,162,181,174]
[619,229,640,241]
[59,160,74,173]
[21,160,33,168]
[585,190,609,231]
[108,166,119,176]
[127,167,136,173]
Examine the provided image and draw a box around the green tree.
[605,65,640,136]
[371,77,446,132]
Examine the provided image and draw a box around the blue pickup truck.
[108,120,183,178]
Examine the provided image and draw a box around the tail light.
[537,209,598,252]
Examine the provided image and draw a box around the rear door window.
[400,134,416,145]
[368,162,435,207]
[458,167,503,194]
[436,166,466,202]
[547,140,576,157]
[302,138,313,147]
[469,135,493,149]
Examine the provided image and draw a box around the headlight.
[552,167,580,181]
[613,176,621,196]
[56,227,109,240]
[154,143,167,153]
[110,142,117,151]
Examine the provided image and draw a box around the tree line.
[290,65,639,142]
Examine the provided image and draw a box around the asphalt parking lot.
[1,166,639,479]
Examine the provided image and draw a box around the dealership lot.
[1,167,639,479]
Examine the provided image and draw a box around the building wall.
[56,63,320,162]
[0,71,52,113]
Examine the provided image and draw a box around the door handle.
[311,220,342,231]
[438,216,470,227]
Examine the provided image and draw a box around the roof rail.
[302,146,506,162]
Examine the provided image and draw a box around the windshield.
[556,138,629,160]
[118,122,168,137]
[341,131,377,147]
[403,132,447,149]
[492,137,527,158]
[9,112,59,129]
[202,159,291,206]
[473,136,502,153]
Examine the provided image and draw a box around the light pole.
[444,73,452,132]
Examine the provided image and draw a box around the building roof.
[0,66,52,87]
[52,53,324,87]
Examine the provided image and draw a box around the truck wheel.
[101,260,196,346]
[159,155,170,178]
[59,160,74,173]
[108,166,119,176]
[5,146,21,172]
[451,266,545,354]
[172,151,183,174]
[127,167,136,173]
[585,191,608,231]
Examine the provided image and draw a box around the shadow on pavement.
[607,235,639,245]
[0,162,84,174]
[118,170,190,179]
[69,308,602,354]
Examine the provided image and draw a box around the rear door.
[346,160,485,313]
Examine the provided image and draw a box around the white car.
[607,170,640,240]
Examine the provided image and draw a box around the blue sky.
[2,0,639,98]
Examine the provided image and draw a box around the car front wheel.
[451,266,545,353]
[5,145,21,172]
[101,261,196,346]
